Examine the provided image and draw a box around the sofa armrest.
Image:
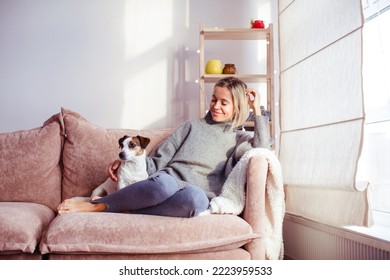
[243,155,268,260]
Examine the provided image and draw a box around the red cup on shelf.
[251,20,265,29]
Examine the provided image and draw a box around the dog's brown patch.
[118,135,151,155]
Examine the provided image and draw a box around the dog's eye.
[129,142,136,148]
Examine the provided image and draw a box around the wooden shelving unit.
[198,24,275,137]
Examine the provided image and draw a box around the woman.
[58,77,271,217]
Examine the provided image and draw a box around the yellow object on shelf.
[205,59,223,74]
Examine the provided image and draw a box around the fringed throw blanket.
[204,148,285,260]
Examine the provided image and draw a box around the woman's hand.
[246,88,262,115]
[108,160,121,182]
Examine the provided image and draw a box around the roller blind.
[278,0,372,226]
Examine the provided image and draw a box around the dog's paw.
[90,196,102,201]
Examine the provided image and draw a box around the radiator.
[283,214,390,260]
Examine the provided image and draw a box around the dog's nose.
[119,152,126,160]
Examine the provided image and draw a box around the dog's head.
[118,135,151,161]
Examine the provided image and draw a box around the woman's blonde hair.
[214,77,249,128]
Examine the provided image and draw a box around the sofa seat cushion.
[0,202,55,254]
[40,213,259,255]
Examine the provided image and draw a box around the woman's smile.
[209,86,234,123]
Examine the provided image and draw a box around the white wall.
[0,0,277,132]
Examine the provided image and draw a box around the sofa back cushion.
[0,114,63,211]
[60,108,174,200]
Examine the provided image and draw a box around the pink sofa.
[0,108,268,260]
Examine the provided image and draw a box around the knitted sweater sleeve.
[145,122,190,175]
[234,115,271,162]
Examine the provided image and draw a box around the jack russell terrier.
[89,135,150,200]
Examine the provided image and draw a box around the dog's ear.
[118,135,130,148]
[137,135,151,149]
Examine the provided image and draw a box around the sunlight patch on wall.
[121,59,168,129]
[124,0,173,60]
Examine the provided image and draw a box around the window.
[358,0,390,215]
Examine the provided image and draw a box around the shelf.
[201,74,270,83]
[201,27,270,40]
[198,23,275,141]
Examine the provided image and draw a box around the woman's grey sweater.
[146,112,271,198]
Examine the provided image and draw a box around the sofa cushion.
[40,213,259,255]
[60,108,173,199]
[0,115,63,210]
[0,202,55,254]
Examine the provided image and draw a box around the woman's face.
[209,86,234,123]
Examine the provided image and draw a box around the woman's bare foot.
[57,199,107,215]
[91,195,103,201]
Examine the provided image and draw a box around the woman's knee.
[131,172,179,203]
[149,173,179,196]
[180,186,209,217]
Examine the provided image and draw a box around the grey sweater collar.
[203,111,234,132]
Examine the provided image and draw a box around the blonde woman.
[58,77,271,217]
